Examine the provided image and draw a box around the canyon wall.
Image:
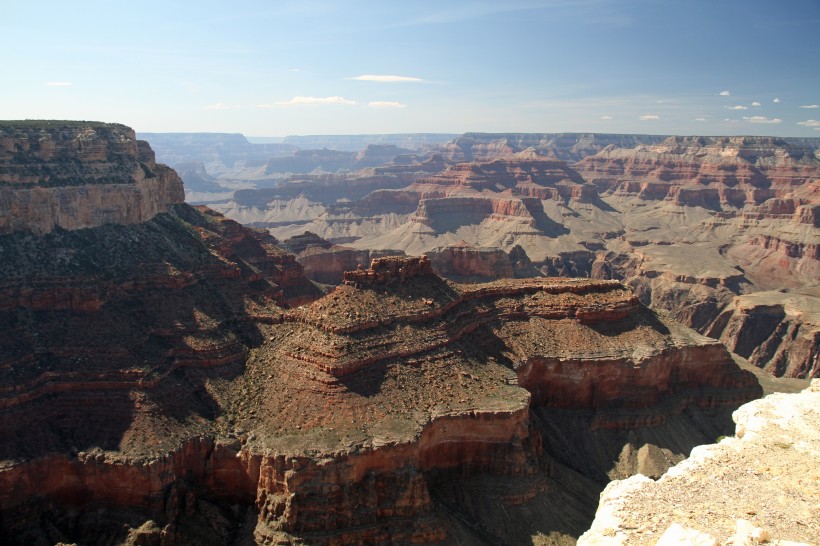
[0,122,184,235]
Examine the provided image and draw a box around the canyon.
[164,133,818,379]
[0,122,769,544]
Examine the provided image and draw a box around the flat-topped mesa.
[0,121,184,235]
[342,255,433,286]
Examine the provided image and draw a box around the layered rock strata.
[0,246,760,543]
[577,136,818,205]
[0,125,770,544]
[0,121,184,234]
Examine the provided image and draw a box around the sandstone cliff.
[0,121,184,235]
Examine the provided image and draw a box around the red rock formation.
[0,124,769,544]
[342,255,433,287]
[297,245,404,285]
[0,265,760,543]
[578,136,818,206]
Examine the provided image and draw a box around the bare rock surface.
[0,121,184,234]
[579,380,820,546]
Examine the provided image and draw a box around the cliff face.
[0,122,184,235]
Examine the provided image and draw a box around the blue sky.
[2,0,819,137]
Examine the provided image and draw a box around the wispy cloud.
[368,101,407,108]
[799,104,819,109]
[348,75,423,83]
[742,116,781,124]
[751,101,761,107]
[204,102,240,110]
[797,119,820,127]
[275,96,357,106]
[726,105,748,110]
[719,90,731,96]
[600,115,613,120]
[639,115,659,120]
[694,117,707,121]
[773,97,781,103]
[46,82,72,87]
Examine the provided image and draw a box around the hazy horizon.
[3,0,819,137]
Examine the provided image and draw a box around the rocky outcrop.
[0,122,184,235]
[579,380,820,545]
[342,255,433,287]
[0,123,785,544]
[154,130,819,381]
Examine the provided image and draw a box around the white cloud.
[368,101,407,108]
[204,102,240,110]
[719,90,731,96]
[348,75,423,83]
[46,82,72,87]
[799,104,819,109]
[742,116,782,124]
[797,119,820,127]
[726,105,748,110]
[275,96,357,106]
[694,117,707,121]
[773,97,781,103]
[751,101,761,107]
[639,115,659,120]
[600,115,613,120]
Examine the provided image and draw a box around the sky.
[1,0,819,137]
